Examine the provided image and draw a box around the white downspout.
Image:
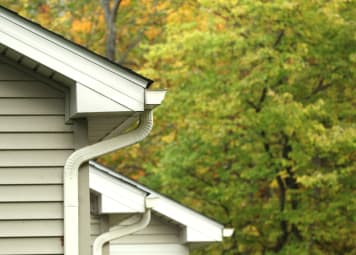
[64,110,153,255]
[92,208,151,255]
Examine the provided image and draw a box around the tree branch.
[273,175,289,252]
[281,133,303,241]
[260,131,292,251]
[273,30,285,48]
[117,0,159,64]
[247,87,268,113]
[305,78,332,100]
[118,29,145,64]
[112,0,122,19]
[100,0,122,61]
[101,0,111,25]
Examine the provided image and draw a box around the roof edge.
[89,161,228,242]
[89,161,225,229]
[0,5,153,88]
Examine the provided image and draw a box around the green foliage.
[2,0,355,254]
[137,0,356,254]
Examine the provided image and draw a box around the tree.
[130,1,355,254]
[3,1,355,254]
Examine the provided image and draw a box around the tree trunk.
[100,0,122,61]
[106,24,116,61]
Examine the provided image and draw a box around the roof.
[0,6,152,86]
[0,5,164,116]
[89,161,234,243]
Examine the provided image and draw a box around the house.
[0,5,232,255]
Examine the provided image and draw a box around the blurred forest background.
[2,0,355,254]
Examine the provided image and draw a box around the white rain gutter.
[64,110,153,255]
[92,195,158,255]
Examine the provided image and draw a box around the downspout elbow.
[64,110,153,255]
[92,209,152,255]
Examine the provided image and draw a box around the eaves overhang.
[0,6,160,117]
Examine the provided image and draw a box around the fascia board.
[184,227,222,243]
[153,196,224,242]
[0,13,144,111]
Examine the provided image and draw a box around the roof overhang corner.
[144,89,167,110]
[223,228,235,238]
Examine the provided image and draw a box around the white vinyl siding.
[0,98,65,115]
[0,220,63,237]
[0,202,63,219]
[0,185,63,202]
[110,244,189,255]
[0,238,63,254]
[111,216,181,245]
[0,167,62,184]
[0,133,74,149]
[0,81,64,97]
[0,116,72,132]
[0,150,72,166]
[0,61,73,254]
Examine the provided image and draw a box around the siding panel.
[0,150,73,167]
[0,81,64,97]
[0,237,63,254]
[0,98,64,115]
[112,234,180,244]
[135,225,180,235]
[110,244,189,255]
[0,202,63,219]
[0,185,63,202]
[0,167,62,184]
[0,220,63,237]
[0,59,72,254]
[0,116,72,132]
[0,133,74,149]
